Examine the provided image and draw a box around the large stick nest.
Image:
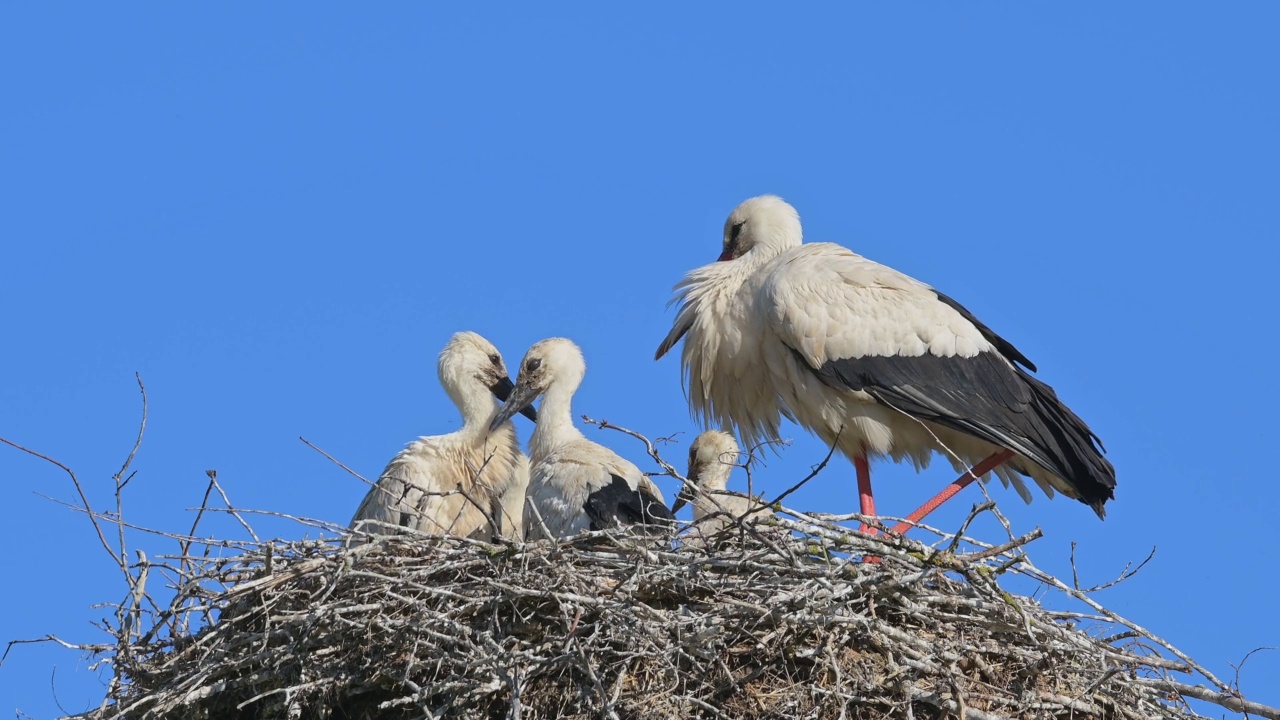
[4,397,1268,720]
[69,503,1271,720]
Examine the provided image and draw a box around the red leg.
[854,454,882,564]
[889,449,1015,536]
[855,454,876,534]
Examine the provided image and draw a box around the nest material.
[72,505,1270,720]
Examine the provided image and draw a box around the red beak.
[717,249,734,262]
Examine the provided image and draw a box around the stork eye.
[488,353,501,366]
[729,220,745,243]
[526,358,542,372]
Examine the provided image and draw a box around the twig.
[206,470,259,542]
[1013,555,1235,693]
[182,472,220,577]
[0,436,122,571]
[582,416,686,483]
[299,436,372,486]
[765,430,841,508]
[1081,545,1157,593]
[1128,677,1280,720]
[113,373,149,577]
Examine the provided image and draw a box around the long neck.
[702,465,732,494]
[456,384,501,437]
[529,381,583,461]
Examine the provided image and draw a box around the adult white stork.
[672,430,777,546]
[489,338,675,540]
[349,331,537,542]
[655,195,1115,533]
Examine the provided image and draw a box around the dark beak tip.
[490,376,518,402]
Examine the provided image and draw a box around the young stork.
[349,332,537,542]
[489,338,675,540]
[672,430,776,546]
[655,195,1115,533]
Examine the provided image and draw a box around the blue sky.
[3,3,1278,716]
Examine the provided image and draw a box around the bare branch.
[765,429,840,508]
[299,436,371,486]
[0,436,122,573]
[206,470,259,542]
[581,416,686,483]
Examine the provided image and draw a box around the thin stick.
[765,431,841,509]
[206,470,259,543]
[299,436,372,486]
[0,436,122,571]
[181,473,220,578]
[582,416,686,483]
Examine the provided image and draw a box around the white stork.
[489,337,675,540]
[655,195,1115,533]
[349,331,537,542]
[672,430,777,546]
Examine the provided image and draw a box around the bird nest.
[4,406,1272,720]
[43,500,1272,720]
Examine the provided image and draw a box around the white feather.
[659,195,1094,506]
[503,338,668,541]
[349,332,531,541]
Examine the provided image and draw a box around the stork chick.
[673,430,776,547]
[490,338,674,540]
[349,331,536,542]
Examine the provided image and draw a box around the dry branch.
[40,504,1276,720]
[4,410,1276,720]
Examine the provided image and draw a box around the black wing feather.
[933,290,1037,372]
[794,342,1115,517]
[583,475,676,531]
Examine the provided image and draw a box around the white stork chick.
[489,338,675,540]
[673,431,776,546]
[349,332,537,542]
[655,195,1115,528]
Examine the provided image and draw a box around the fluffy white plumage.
[491,338,673,540]
[656,195,1114,516]
[349,332,531,541]
[674,430,776,545]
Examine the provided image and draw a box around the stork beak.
[673,460,706,513]
[716,248,734,262]
[490,379,542,432]
[489,376,538,422]
[671,485,693,514]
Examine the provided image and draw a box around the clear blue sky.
[3,4,1278,716]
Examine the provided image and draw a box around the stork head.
[672,430,742,512]
[438,332,537,423]
[718,195,803,262]
[489,337,585,431]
